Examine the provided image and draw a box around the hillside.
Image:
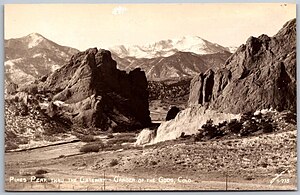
[5,33,79,84]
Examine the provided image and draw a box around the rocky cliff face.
[139,19,297,145]
[38,48,151,131]
[188,18,296,114]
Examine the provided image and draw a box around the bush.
[227,119,242,134]
[261,119,275,133]
[200,119,223,140]
[109,159,118,167]
[79,141,104,153]
[240,120,258,136]
[193,111,279,142]
[282,112,296,125]
[35,169,48,175]
[23,84,38,94]
[244,176,255,181]
[20,102,29,116]
[18,138,29,145]
[5,141,19,151]
[80,144,100,153]
[241,112,253,121]
[6,82,18,95]
[80,135,98,142]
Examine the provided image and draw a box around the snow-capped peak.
[110,35,232,59]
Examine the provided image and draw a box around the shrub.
[180,132,185,138]
[35,169,48,175]
[80,141,104,153]
[192,133,203,142]
[20,102,29,116]
[24,84,38,94]
[200,119,223,139]
[5,141,19,151]
[6,82,18,95]
[244,176,255,180]
[275,167,287,174]
[18,138,29,145]
[109,159,118,167]
[240,122,256,136]
[80,144,100,153]
[241,112,253,122]
[80,135,98,142]
[260,119,275,133]
[282,112,296,125]
[218,120,228,128]
[227,119,242,134]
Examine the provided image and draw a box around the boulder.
[135,128,156,146]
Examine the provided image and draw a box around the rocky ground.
[5,123,297,191]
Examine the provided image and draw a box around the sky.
[5,3,296,50]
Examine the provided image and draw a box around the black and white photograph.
[4,3,297,191]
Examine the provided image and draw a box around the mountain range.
[5,34,234,83]
[5,33,79,84]
[109,36,236,58]
[112,51,231,80]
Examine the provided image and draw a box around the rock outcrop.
[138,105,240,145]
[137,19,297,145]
[188,18,296,114]
[38,48,151,131]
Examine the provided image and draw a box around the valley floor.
[5,128,297,191]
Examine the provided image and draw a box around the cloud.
[112,6,128,15]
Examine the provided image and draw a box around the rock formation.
[138,105,240,144]
[38,48,151,131]
[139,19,297,145]
[188,18,296,114]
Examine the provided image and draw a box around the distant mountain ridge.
[112,51,232,80]
[5,33,233,83]
[5,33,79,84]
[110,35,235,59]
